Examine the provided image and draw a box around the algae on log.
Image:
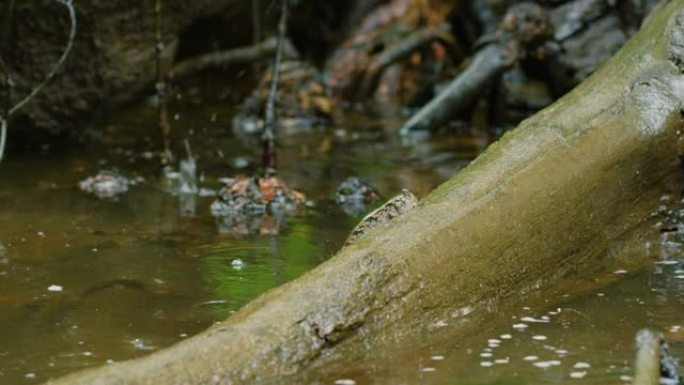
[46,1,684,384]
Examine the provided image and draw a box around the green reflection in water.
[199,218,322,317]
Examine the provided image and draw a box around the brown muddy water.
[0,81,683,385]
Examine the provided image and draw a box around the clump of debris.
[78,170,130,199]
[210,175,307,235]
[335,177,379,216]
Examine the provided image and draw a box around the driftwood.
[170,37,298,80]
[358,22,453,97]
[44,1,684,384]
[400,2,553,134]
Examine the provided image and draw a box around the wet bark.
[44,1,684,384]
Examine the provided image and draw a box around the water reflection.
[0,98,474,383]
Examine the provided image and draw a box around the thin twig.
[261,0,289,174]
[155,0,173,166]
[9,0,76,116]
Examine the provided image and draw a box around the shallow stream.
[1,77,683,385]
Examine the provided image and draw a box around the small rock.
[79,170,129,199]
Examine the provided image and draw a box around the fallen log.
[45,1,684,384]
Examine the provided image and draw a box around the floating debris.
[335,177,380,216]
[532,335,548,341]
[211,176,305,217]
[47,285,63,292]
[524,355,539,361]
[231,259,245,270]
[78,170,129,199]
[130,338,155,351]
[230,156,250,169]
[334,380,356,385]
[480,361,493,367]
[430,355,445,361]
[210,175,306,236]
[421,367,436,372]
[521,316,549,323]
[573,362,590,369]
[569,371,587,379]
[533,360,561,368]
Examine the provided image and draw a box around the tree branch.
[169,37,297,80]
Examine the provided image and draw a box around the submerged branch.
[169,37,297,80]
[9,0,76,116]
[261,0,289,174]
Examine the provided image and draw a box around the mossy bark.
[45,1,684,384]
